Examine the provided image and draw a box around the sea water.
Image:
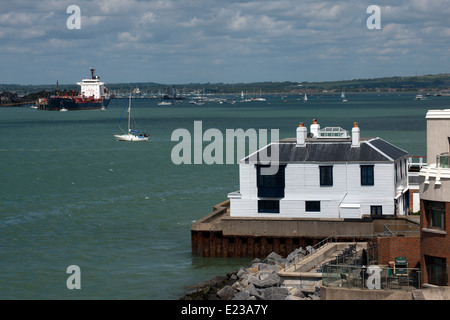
[0,93,446,299]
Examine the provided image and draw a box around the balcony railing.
[322,264,421,290]
[408,156,427,170]
[437,153,450,168]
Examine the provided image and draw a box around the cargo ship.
[42,67,111,111]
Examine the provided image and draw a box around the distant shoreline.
[2,73,450,106]
[1,90,448,108]
[2,73,450,94]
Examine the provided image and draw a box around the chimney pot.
[310,119,320,138]
[296,121,307,147]
[352,122,360,147]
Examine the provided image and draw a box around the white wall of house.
[229,155,409,219]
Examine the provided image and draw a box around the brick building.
[419,109,450,286]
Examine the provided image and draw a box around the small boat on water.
[341,91,348,102]
[415,94,426,100]
[253,89,266,101]
[157,101,174,106]
[114,94,149,142]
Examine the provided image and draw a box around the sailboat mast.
[128,94,131,133]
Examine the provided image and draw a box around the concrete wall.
[192,199,420,258]
[321,285,450,300]
[220,216,375,238]
[420,175,450,203]
[426,110,450,161]
[321,286,413,300]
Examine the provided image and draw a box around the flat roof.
[426,109,450,119]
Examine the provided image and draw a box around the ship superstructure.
[43,67,111,111]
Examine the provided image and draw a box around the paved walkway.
[278,242,368,291]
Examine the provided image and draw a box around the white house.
[228,120,410,219]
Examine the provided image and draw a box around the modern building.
[229,120,410,219]
[419,109,450,286]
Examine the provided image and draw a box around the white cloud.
[140,12,157,25]
[228,11,248,31]
[82,16,107,28]
[1,0,450,84]
[0,12,39,27]
[117,32,139,42]
[98,0,137,15]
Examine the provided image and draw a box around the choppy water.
[0,93,445,299]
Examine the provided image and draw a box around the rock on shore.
[180,251,321,300]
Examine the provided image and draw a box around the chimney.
[296,122,307,147]
[352,122,360,147]
[310,119,320,138]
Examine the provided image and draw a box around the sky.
[1,0,450,85]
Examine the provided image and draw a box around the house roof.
[243,137,408,164]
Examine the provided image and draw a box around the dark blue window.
[320,166,333,186]
[371,206,382,216]
[257,165,285,198]
[361,165,374,186]
[258,200,280,213]
[306,201,321,212]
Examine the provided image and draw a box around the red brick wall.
[420,201,450,258]
[377,236,420,268]
[420,200,450,284]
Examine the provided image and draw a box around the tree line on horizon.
[1,73,450,104]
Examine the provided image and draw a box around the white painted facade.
[229,122,409,219]
[77,78,105,99]
[76,68,106,99]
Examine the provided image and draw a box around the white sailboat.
[253,89,266,101]
[341,91,347,102]
[157,101,174,106]
[114,94,149,142]
[304,94,308,102]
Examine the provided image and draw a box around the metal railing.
[383,224,420,237]
[282,235,373,272]
[282,236,338,272]
[322,264,421,290]
[408,156,427,170]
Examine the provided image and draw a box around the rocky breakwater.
[181,251,321,300]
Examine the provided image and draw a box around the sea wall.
[192,200,375,258]
[191,200,420,258]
